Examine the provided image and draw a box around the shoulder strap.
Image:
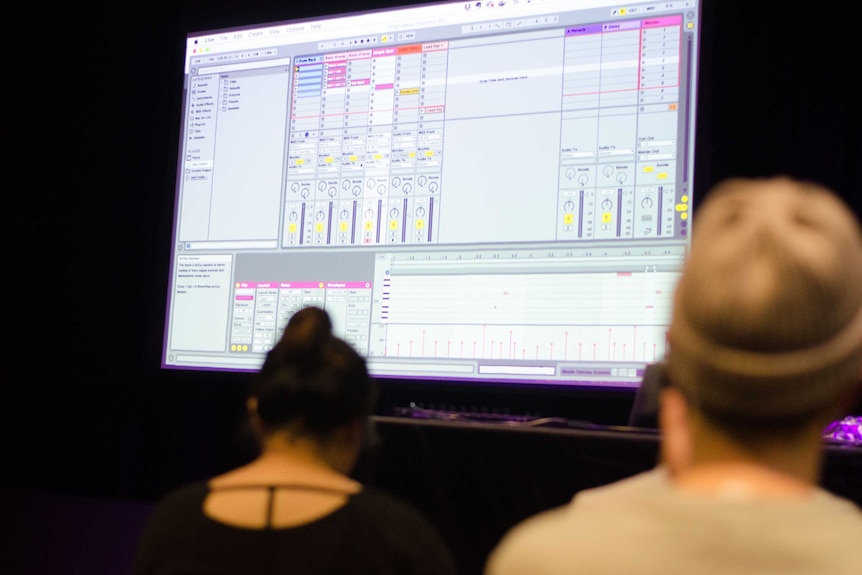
[207,484,357,529]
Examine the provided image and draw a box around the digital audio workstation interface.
[164,0,702,388]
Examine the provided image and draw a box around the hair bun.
[252,305,375,435]
[275,306,333,363]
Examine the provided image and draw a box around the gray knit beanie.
[667,177,862,421]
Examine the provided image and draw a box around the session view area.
[164,0,703,389]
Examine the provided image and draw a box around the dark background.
[8,0,859,504]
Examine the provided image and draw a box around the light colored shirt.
[486,467,862,575]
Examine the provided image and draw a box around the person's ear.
[341,419,364,451]
[843,367,862,414]
[659,387,693,476]
[246,397,264,437]
[328,420,364,475]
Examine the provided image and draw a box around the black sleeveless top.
[132,482,457,575]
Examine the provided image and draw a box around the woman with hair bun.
[134,306,457,575]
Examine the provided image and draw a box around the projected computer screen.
[163,0,703,390]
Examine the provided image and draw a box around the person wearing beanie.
[485,176,862,575]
